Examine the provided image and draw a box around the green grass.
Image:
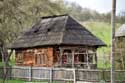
[0,62,4,66]
[97,59,111,69]
[0,79,72,83]
[7,79,24,83]
[0,79,24,83]
[0,61,15,67]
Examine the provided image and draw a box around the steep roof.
[10,14,106,49]
[116,24,125,37]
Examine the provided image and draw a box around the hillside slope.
[83,22,111,68]
[82,22,121,68]
[83,22,121,45]
[83,22,111,46]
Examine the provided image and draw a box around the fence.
[0,66,125,83]
[11,66,75,83]
[77,69,125,83]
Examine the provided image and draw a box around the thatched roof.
[10,14,106,49]
[116,24,125,37]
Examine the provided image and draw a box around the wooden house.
[115,24,125,69]
[10,14,105,69]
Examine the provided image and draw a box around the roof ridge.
[41,14,68,19]
[59,15,69,44]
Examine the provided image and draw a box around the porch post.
[59,48,63,67]
[72,49,75,68]
[95,52,97,65]
[86,53,89,69]
[94,48,97,67]
[86,50,90,69]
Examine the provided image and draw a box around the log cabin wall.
[115,37,125,69]
[53,48,60,67]
[15,47,53,67]
[15,46,97,68]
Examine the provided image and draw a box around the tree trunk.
[0,42,13,83]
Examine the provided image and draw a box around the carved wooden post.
[95,52,97,67]
[72,49,75,68]
[86,49,90,69]
[86,52,89,69]
[59,48,63,67]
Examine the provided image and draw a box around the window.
[35,52,46,65]
[74,55,79,63]
[62,50,72,64]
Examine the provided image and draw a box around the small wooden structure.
[10,14,105,69]
[115,24,125,70]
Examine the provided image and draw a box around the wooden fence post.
[50,68,53,83]
[73,69,76,83]
[29,66,32,81]
[102,70,105,81]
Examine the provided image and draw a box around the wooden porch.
[57,47,97,69]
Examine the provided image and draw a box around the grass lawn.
[7,79,24,83]
[0,79,24,83]
[0,79,72,83]
[0,79,48,83]
[0,62,4,66]
[97,57,111,69]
